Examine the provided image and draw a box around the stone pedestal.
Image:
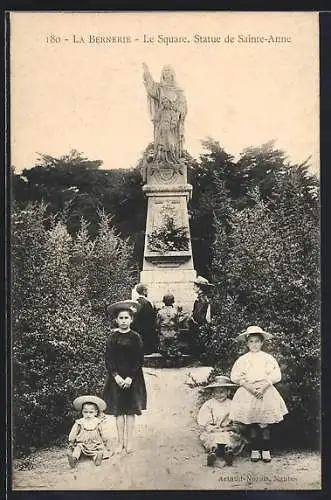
[140,161,197,312]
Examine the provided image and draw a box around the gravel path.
[12,367,321,491]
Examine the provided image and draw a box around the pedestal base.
[143,353,193,368]
[140,268,197,312]
[141,162,197,312]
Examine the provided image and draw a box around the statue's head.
[160,65,176,85]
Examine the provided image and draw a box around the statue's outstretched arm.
[142,62,158,98]
[142,62,149,74]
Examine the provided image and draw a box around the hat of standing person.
[107,300,142,318]
[194,276,215,287]
[236,325,274,341]
[204,375,238,389]
[135,283,148,296]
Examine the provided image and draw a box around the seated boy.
[197,376,246,467]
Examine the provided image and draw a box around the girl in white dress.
[229,326,288,463]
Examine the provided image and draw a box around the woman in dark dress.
[103,301,147,454]
[188,276,214,357]
[131,283,157,354]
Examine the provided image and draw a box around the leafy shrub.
[198,165,320,448]
[83,211,137,314]
[159,338,186,368]
[12,204,137,455]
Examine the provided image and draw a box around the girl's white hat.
[204,375,238,389]
[73,395,107,412]
[236,325,274,341]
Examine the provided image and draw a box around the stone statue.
[142,63,187,163]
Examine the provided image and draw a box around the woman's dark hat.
[107,300,141,318]
[194,276,215,287]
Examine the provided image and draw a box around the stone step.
[143,352,193,368]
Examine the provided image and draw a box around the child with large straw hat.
[103,300,147,455]
[67,395,110,469]
[197,375,246,467]
[229,325,288,463]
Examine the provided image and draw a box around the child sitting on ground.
[197,376,246,467]
[67,395,112,468]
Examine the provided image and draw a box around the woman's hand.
[114,374,125,388]
[242,381,262,398]
[250,380,271,399]
[255,380,271,397]
[253,388,264,400]
[122,377,132,389]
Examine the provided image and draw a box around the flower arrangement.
[147,215,190,253]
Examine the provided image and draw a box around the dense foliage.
[12,204,136,454]
[12,150,147,266]
[196,153,320,448]
[12,140,320,451]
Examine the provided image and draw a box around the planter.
[144,250,192,266]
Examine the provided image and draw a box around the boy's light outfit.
[197,397,245,454]
[68,416,109,459]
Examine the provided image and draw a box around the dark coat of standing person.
[191,276,214,326]
[131,283,157,354]
[188,276,214,356]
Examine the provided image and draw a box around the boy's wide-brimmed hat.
[236,325,274,341]
[107,300,141,318]
[194,276,215,287]
[73,395,107,412]
[204,375,238,389]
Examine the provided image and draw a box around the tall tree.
[11,150,146,244]
[187,138,236,276]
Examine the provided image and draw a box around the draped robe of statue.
[143,64,187,163]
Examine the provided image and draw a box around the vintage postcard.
[9,11,320,491]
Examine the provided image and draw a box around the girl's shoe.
[250,450,261,462]
[207,451,217,467]
[224,450,234,466]
[262,450,271,462]
[67,454,77,469]
[95,451,103,466]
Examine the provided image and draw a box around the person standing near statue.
[188,276,215,357]
[131,283,157,355]
[142,62,187,163]
[155,293,182,365]
[103,301,147,454]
